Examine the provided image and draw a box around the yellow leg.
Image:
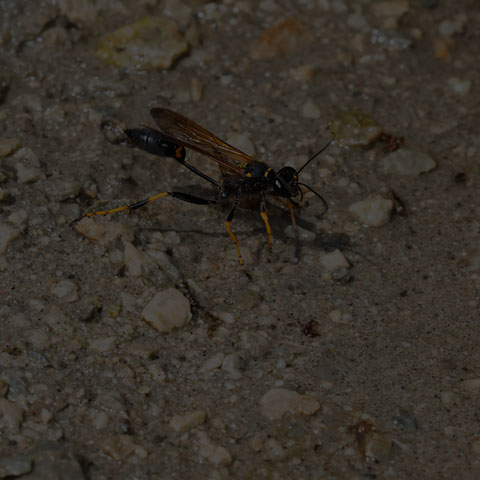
[77,192,169,221]
[225,220,244,265]
[260,210,272,254]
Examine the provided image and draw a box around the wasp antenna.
[297,182,328,215]
[297,140,332,174]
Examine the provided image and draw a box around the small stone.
[319,249,350,271]
[123,242,155,277]
[264,438,286,460]
[438,14,467,37]
[290,64,315,82]
[363,431,393,462]
[0,137,20,157]
[102,435,142,460]
[260,388,320,420]
[27,328,51,349]
[0,189,9,202]
[0,223,21,255]
[142,288,192,333]
[331,0,348,13]
[89,336,116,353]
[22,443,86,479]
[347,13,368,30]
[169,410,207,432]
[330,110,382,147]
[226,133,256,157]
[328,309,344,323]
[349,195,393,227]
[210,309,235,325]
[382,148,436,175]
[371,0,409,19]
[96,17,188,70]
[39,408,53,424]
[42,176,81,201]
[391,409,419,430]
[50,279,79,303]
[448,77,471,95]
[473,438,480,454]
[196,431,232,466]
[190,77,204,102]
[461,378,480,394]
[240,331,269,357]
[0,455,32,478]
[301,98,322,119]
[0,398,24,432]
[0,378,8,398]
[164,0,192,27]
[8,209,28,228]
[252,18,310,59]
[73,217,135,243]
[200,352,226,372]
[12,148,45,183]
[285,224,316,242]
[222,352,248,379]
[370,29,413,51]
[92,410,109,429]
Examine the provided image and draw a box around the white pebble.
[438,14,467,37]
[44,176,82,201]
[259,388,320,420]
[92,410,109,429]
[0,223,21,255]
[123,242,155,277]
[328,309,344,323]
[371,0,409,18]
[284,225,316,242]
[301,98,322,119]
[382,148,436,175]
[190,77,204,102]
[319,249,350,271]
[0,398,24,432]
[200,352,226,372]
[196,431,232,466]
[0,137,20,157]
[7,209,28,228]
[221,352,247,379]
[12,148,45,183]
[460,378,480,394]
[347,13,368,30]
[448,77,471,95]
[89,336,117,353]
[50,279,79,303]
[40,408,53,424]
[169,410,206,432]
[142,288,192,333]
[348,195,393,227]
[226,133,256,157]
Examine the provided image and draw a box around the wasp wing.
[150,108,256,176]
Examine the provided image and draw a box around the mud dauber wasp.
[77,108,330,265]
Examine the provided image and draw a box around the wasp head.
[274,166,300,199]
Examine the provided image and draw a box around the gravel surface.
[1,0,480,478]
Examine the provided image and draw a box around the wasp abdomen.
[125,127,184,159]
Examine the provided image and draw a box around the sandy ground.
[1,0,480,478]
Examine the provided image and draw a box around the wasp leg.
[174,154,220,187]
[225,197,244,265]
[74,191,217,223]
[260,195,272,260]
[274,196,298,230]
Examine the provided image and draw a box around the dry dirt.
[1,1,480,479]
